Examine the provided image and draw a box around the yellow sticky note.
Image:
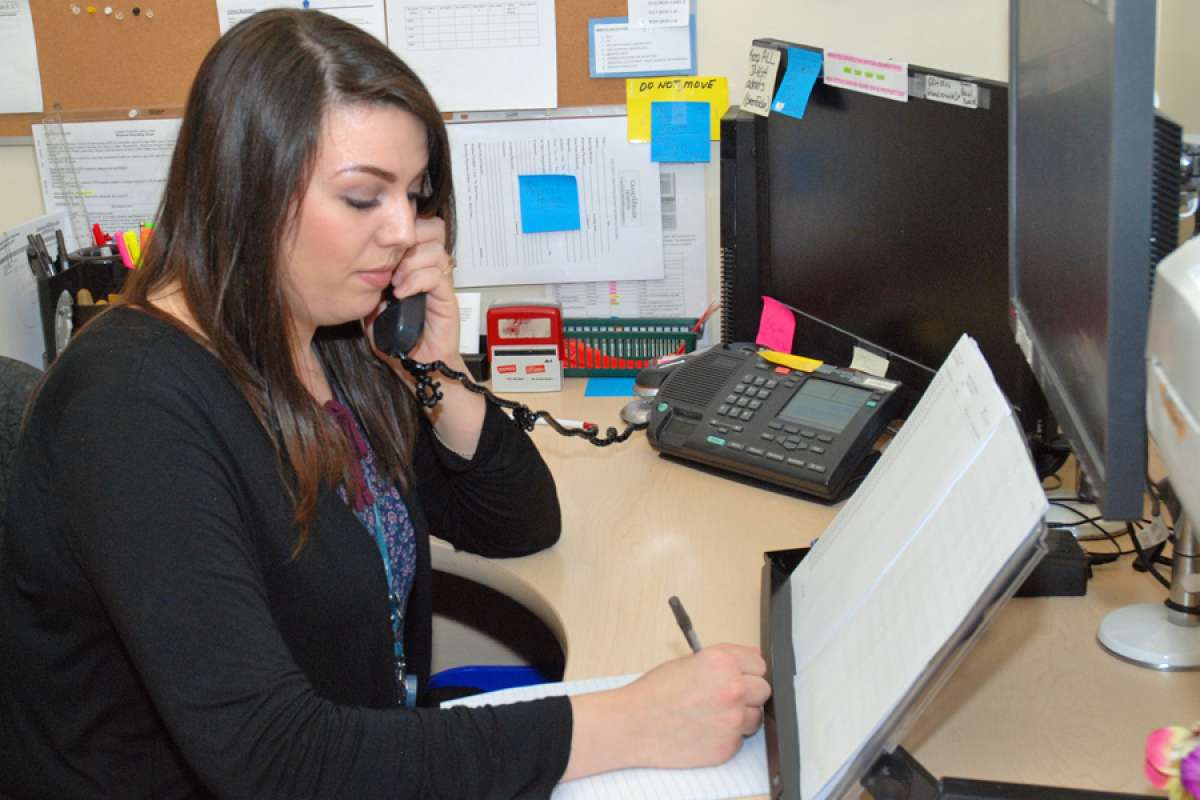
[757,350,823,373]
[626,76,729,143]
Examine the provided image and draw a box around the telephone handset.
[373,288,426,359]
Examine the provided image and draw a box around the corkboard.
[1,1,630,139]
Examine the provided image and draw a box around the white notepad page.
[788,335,1048,799]
[443,674,770,799]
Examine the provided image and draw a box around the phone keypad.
[698,372,846,479]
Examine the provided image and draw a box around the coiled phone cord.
[398,356,641,447]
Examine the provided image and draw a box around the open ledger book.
[448,336,1048,800]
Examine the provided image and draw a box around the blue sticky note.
[650,101,710,163]
[518,175,582,234]
[772,48,822,119]
[584,377,638,397]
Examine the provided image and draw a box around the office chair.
[0,356,42,564]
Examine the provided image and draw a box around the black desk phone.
[645,343,902,501]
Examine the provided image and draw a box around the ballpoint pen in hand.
[668,595,703,653]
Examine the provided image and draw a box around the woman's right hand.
[562,644,771,782]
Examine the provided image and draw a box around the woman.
[0,10,769,798]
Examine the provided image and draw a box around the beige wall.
[0,145,43,232]
[1158,0,1200,130]
[0,1,1194,327]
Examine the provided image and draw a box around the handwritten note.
[626,76,728,143]
[924,74,980,109]
[741,45,781,117]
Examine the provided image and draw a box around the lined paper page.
[786,336,1048,799]
[444,674,770,800]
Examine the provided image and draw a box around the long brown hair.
[121,9,455,547]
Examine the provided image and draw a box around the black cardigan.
[0,308,572,799]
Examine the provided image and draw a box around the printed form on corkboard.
[1,0,630,139]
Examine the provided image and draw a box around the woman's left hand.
[366,215,459,364]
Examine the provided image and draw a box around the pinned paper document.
[0,0,42,114]
[588,16,696,78]
[627,0,689,28]
[626,76,728,143]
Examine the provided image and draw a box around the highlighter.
[114,232,135,269]
[124,229,141,266]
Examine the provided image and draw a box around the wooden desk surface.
[432,380,1195,797]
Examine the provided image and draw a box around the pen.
[25,246,47,280]
[27,234,55,278]
[55,229,68,273]
[668,595,702,653]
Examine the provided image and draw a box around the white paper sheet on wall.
[215,0,388,42]
[32,118,181,234]
[547,162,706,318]
[447,115,664,287]
[387,0,557,112]
[0,0,42,114]
[444,673,770,800]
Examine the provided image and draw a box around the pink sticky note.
[755,296,795,353]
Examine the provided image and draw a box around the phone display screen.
[777,378,872,433]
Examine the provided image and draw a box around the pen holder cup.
[36,248,131,366]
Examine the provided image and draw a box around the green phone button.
[866,400,878,408]
[657,403,669,412]
[706,435,726,447]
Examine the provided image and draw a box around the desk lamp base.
[1098,603,1200,670]
[1098,514,1200,670]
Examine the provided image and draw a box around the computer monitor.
[1009,0,1179,521]
[720,41,1049,442]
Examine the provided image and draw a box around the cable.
[399,356,641,447]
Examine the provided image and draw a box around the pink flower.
[1147,727,1191,790]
